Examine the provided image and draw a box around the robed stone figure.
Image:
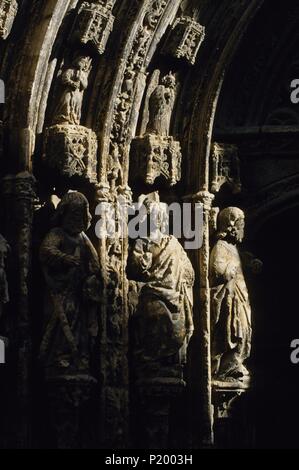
[128,193,194,383]
[39,192,102,378]
[210,207,261,384]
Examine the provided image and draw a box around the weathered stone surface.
[0,0,18,40]
[162,16,205,65]
[210,207,261,387]
[44,124,98,183]
[71,1,115,55]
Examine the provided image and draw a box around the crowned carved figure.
[39,192,102,378]
[54,56,92,126]
[146,72,176,137]
[0,234,9,313]
[128,193,194,383]
[210,207,261,386]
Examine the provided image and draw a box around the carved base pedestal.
[132,134,182,186]
[132,379,185,449]
[212,380,253,448]
[44,124,98,183]
[46,374,97,449]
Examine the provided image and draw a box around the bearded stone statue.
[210,207,262,386]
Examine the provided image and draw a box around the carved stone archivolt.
[162,15,205,65]
[71,1,115,55]
[0,0,18,40]
[44,56,98,183]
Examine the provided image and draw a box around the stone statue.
[128,192,194,383]
[210,207,261,385]
[0,233,10,313]
[39,192,102,378]
[53,56,92,126]
[146,72,176,137]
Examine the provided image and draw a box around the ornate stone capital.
[0,0,18,40]
[71,1,115,55]
[132,134,182,187]
[162,16,205,65]
[190,190,214,211]
[44,124,98,183]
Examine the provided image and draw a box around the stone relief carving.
[44,57,98,183]
[39,192,102,378]
[128,192,194,384]
[211,143,242,194]
[162,15,205,65]
[53,56,92,127]
[210,207,262,388]
[132,71,182,186]
[0,0,18,40]
[108,0,169,186]
[146,71,176,137]
[71,0,115,55]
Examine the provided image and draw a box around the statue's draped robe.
[210,240,252,379]
[146,85,174,136]
[54,68,88,126]
[129,235,194,379]
[40,228,101,376]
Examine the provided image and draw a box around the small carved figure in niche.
[107,142,124,190]
[210,207,262,385]
[146,72,176,137]
[0,234,10,312]
[39,192,102,377]
[128,192,194,383]
[53,56,92,126]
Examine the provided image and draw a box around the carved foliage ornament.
[132,134,181,187]
[162,16,205,65]
[72,1,115,55]
[0,0,18,40]
[44,124,98,183]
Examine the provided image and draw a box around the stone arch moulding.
[0,0,267,449]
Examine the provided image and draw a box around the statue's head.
[162,72,176,89]
[217,207,245,243]
[53,192,92,235]
[73,55,92,72]
[138,192,169,236]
